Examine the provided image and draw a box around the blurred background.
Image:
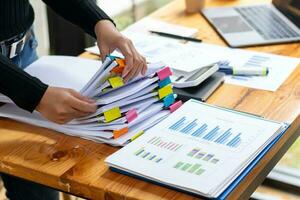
[0,1,299,200]
[31,0,172,56]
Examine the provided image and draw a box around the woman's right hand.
[36,86,97,124]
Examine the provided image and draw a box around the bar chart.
[173,161,206,176]
[147,136,183,151]
[134,147,163,163]
[187,148,220,164]
[169,116,242,148]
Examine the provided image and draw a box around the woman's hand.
[36,87,97,124]
[94,20,147,81]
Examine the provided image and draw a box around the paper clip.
[126,109,138,123]
[158,84,173,99]
[104,107,121,122]
[157,67,172,80]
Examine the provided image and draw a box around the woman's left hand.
[94,20,147,81]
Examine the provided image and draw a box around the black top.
[0,0,114,112]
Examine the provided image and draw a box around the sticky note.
[104,107,121,122]
[158,77,171,88]
[158,84,173,99]
[130,131,144,141]
[116,58,126,67]
[113,127,129,139]
[126,109,138,123]
[170,100,183,113]
[108,76,124,88]
[163,94,175,107]
[157,67,172,80]
[111,65,125,74]
[108,55,117,60]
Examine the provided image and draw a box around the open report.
[106,100,287,198]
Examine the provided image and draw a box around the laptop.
[202,0,300,47]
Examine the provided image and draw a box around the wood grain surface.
[0,0,299,199]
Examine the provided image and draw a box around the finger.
[69,90,96,103]
[99,46,110,61]
[70,108,91,119]
[118,42,134,77]
[129,43,146,77]
[141,56,147,75]
[123,59,139,82]
[68,95,97,113]
[133,59,143,78]
[124,67,136,82]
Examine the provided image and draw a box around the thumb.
[100,46,110,61]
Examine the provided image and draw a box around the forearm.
[42,0,115,38]
[0,55,48,112]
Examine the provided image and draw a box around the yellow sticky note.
[158,84,173,99]
[108,76,124,88]
[104,107,121,122]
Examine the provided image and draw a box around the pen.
[150,31,202,43]
[219,66,269,76]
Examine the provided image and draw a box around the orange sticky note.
[113,127,129,139]
[111,65,125,74]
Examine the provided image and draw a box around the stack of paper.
[106,100,288,198]
[0,56,182,146]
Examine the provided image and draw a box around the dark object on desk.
[202,0,300,47]
[150,31,202,43]
[174,72,225,102]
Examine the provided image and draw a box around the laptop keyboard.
[235,5,300,40]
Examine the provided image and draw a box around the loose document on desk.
[86,32,299,91]
[86,32,220,72]
[106,100,287,198]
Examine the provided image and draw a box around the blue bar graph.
[191,123,208,137]
[203,126,220,141]
[169,117,242,148]
[227,133,242,147]
[215,128,232,144]
[169,117,186,131]
[180,119,197,134]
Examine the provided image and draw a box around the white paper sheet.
[187,43,300,91]
[106,100,285,197]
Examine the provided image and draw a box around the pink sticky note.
[126,109,138,123]
[157,67,172,80]
[170,101,183,113]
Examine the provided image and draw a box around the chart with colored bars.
[187,148,220,164]
[244,55,269,68]
[134,147,163,163]
[169,117,242,148]
[147,136,183,151]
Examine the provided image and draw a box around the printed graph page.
[106,100,284,197]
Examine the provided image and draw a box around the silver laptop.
[202,0,300,47]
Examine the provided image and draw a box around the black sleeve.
[0,54,48,112]
[42,0,115,38]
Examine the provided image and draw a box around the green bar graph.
[188,164,201,173]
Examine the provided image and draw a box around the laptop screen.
[273,0,300,28]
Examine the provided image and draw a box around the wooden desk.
[0,0,299,199]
